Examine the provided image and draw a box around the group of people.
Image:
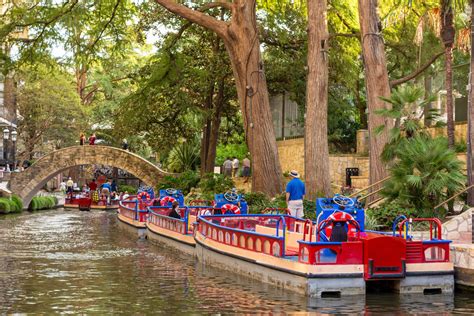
[80,133,96,146]
[222,156,251,182]
[63,177,130,204]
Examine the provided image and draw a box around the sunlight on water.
[0,210,473,314]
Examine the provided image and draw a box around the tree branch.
[87,0,121,53]
[390,51,444,87]
[155,0,230,40]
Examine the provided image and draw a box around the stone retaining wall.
[277,138,369,188]
[442,209,472,244]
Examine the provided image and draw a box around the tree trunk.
[355,79,368,129]
[204,78,225,173]
[305,0,331,198]
[440,0,456,148]
[200,82,215,175]
[358,0,393,196]
[467,0,474,206]
[424,74,433,127]
[155,0,283,196]
[445,46,455,147]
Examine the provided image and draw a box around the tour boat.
[117,196,148,238]
[145,190,248,252]
[65,192,119,211]
[194,195,454,297]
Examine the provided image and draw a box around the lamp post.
[11,130,17,170]
[3,128,9,168]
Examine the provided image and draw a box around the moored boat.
[194,195,454,297]
[117,197,147,237]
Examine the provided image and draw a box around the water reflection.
[0,210,471,314]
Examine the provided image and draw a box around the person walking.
[122,139,129,151]
[89,133,96,145]
[223,157,233,178]
[242,156,251,183]
[101,180,112,204]
[286,170,305,218]
[79,133,86,145]
[232,157,239,178]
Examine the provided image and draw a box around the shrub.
[198,173,234,194]
[10,195,23,213]
[381,136,465,214]
[0,198,11,214]
[157,170,201,195]
[118,184,137,194]
[215,143,248,166]
[366,201,438,230]
[29,196,57,211]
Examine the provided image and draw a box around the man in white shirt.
[232,157,239,178]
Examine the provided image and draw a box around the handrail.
[303,219,313,242]
[358,187,384,201]
[433,184,474,209]
[397,218,442,240]
[366,196,385,208]
[348,176,391,198]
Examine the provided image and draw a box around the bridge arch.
[9,146,174,207]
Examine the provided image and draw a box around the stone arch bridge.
[10,146,174,207]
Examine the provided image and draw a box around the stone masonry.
[10,145,174,208]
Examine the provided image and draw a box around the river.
[0,209,472,314]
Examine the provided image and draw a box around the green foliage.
[17,63,86,161]
[377,85,439,162]
[167,140,200,172]
[11,195,23,212]
[0,198,11,214]
[0,196,24,214]
[381,136,465,213]
[157,171,201,195]
[118,184,137,194]
[198,174,234,194]
[455,140,467,153]
[215,143,248,165]
[29,196,57,211]
[367,202,424,230]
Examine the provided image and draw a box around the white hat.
[289,170,300,178]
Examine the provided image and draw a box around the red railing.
[119,200,147,222]
[147,207,188,235]
[298,241,363,265]
[197,215,286,257]
[396,217,450,263]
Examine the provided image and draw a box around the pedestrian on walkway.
[286,170,305,218]
[89,133,96,145]
[80,133,86,145]
[242,156,251,183]
[223,157,233,178]
[122,139,129,151]
[232,157,239,178]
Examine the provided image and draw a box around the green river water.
[0,209,473,314]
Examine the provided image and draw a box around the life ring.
[160,196,177,206]
[137,191,151,201]
[221,203,241,214]
[324,211,357,238]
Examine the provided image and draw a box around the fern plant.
[381,136,464,213]
[376,85,442,162]
[166,140,200,172]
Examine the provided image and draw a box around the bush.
[0,198,11,214]
[366,201,439,230]
[29,196,57,211]
[157,170,201,195]
[215,143,248,166]
[198,173,234,194]
[381,136,465,214]
[10,195,23,213]
[118,184,137,194]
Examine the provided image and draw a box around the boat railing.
[119,199,147,221]
[186,206,215,216]
[197,214,287,257]
[394,217,450,263]
[297,240,363,265]
[148,207,189,235]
